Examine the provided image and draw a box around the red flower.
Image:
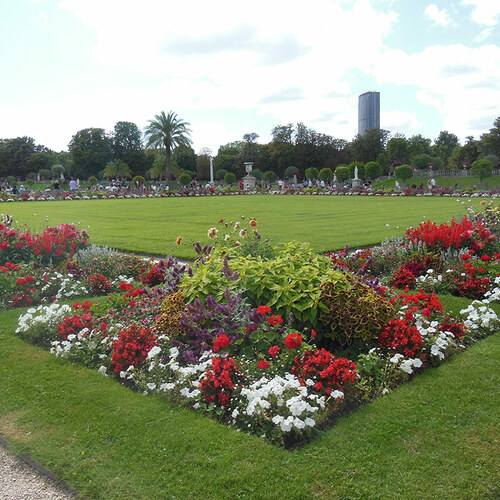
[258,360,269,370]
[268,314,283,326]
[256,305,271,315]
[311,329,317,338]
[213,334,231,353]
[284,333,302,349]
[462,254,471,261]
[268,345,280,357]
[480,255,491,262]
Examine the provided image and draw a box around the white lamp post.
[209,156,214,185]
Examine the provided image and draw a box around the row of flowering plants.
[12,207,500,448]
[0,215,187,309]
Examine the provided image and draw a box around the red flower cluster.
[284,333,302,349]
[87,273,112,294]
[406,217,496,251]
[111,325,157,373]
[268,314,283,326]
[292,348,357,396]
[213,334,231,353]
[256,305,271,315]
[57,313,94,340]
[455,263,490,299]
[0,262,21,273]
[268,345,280,357]
[141,262,167,286]
[397,292,443,316]
[439,317,467,338]
[390,266,416,290]
[199,357,239,407]
[378,319,424,357]
[1,223,88,266]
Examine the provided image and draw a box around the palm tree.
[143,111,192,181]
[103,159,132,180]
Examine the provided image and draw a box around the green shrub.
[348,162,365,179]
[318,168,333,182]
[365,161,381,180]
[263,171,277,183]
[7,176,16,186]
[284,166,299,178]
[305,167,319,180]
[181,243,350,328]
[179,172,192,186]
[132,175,145,185]
[334,166,349,182]
[394,165,413,182]
[215,169,227,181]
[318,278,395,347]
[224,172,236,185]
[88,176,98,186]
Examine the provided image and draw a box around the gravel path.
[0,444,76,499]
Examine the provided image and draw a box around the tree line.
[1,113,499,183]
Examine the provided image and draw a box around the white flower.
[98,366,107,376]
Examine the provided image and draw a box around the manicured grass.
[1,300,499,499]
[2,195,490,258]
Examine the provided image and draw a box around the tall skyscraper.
[358,91,380,135]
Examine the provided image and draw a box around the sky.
[1,0,499,154]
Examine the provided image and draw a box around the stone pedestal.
[243,174,256,190]
[352,178,362,188]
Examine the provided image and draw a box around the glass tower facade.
[358,91,380,135]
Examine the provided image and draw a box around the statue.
[354,166,359,180]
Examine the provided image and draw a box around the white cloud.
[371,43,500,141]
[56,0,397,149]
[382,110,420,135]
[424,4,453,27]
[462,0,500,27]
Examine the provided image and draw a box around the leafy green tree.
[196,153,211,180]
[364,161,381,180]
[334,166,349,182]
[263,170,277,183]
[470,158,493,182]
[38,168,51,180]
[305,167,319,179]
[144,111,192,181]
[68,128,113,179]
[394,165,413,183]
[0,136,45,178]
[26,151,53,175]
[386,136,411,164]
[376,152,390,175]
[103,159,132,179]
[175,145,197,174]
[88,176,98,187]
[215,169,227,181]
[349,128,390,163]
[480,117,500,157]
[252,168,263,180]
[214,154,238,176]
[179,171,192,186]
[432,131,460,167]
[51,164,65,178]
[224,172,236,185]
[411,154,433,170]
[112,121,147,177]
[408,134,432,157]
[284,165,299,178]
[318,167,333,182]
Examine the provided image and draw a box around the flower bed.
[9,207,500,448]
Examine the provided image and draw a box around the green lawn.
[0,300,498,499]
[2,195,491,258]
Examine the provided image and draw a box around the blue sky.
[1,0,499,153]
